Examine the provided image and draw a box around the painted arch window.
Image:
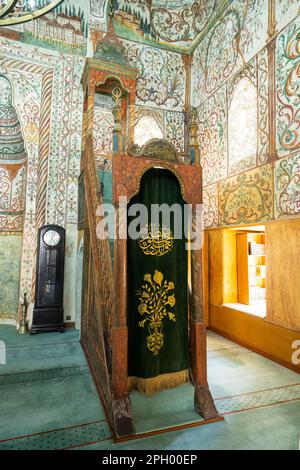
[228,77,257,168]
[134,116,163,147]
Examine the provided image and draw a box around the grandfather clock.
[31,225,65,334]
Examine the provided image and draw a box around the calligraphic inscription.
[139,224,174,257]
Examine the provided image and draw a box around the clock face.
[43,229,60,247]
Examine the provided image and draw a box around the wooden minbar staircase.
[79,21,222,441]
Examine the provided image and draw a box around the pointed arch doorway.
[127,168,189,395]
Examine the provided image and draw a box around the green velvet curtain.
[127,169,189,395]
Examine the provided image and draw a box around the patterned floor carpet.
[0,327,299,450]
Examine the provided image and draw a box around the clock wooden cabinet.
[31,225,65,334]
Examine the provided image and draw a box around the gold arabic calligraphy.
[138,224,174,257]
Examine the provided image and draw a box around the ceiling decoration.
[112,0,219,48]
[151,0,218,43]
[0,0,65,26]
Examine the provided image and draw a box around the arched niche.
[0,74,28,323]
[228,76,257,172]
[113,139,202,208]
[127,167,189,395]
[134,116,163,147]
[0,74,27,217]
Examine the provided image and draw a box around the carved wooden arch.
[95,73,136,97]
[113,155,202,209]
[127,164,187,204]
[81,59,138,98]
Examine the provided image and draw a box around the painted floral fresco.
[203,184,218,228]
[257,47,269,165]
[151,0,217,44]
[219,165,273,226]
[112,0,218,48]
[0,36,85,319]
[276,0,300,32]
[0,74,27,232]
[124,41,185,111]
[92,94,114,168]
[192,1,299,228]
[275,152,300,218]
[197,87,227,186]
[165,111,185,153]
[0,168,26,231]
[191,0,268,107]
[276,15,300,157]
[0,65,43,240]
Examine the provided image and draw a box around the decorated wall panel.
[112,0,219,49]
[164,111,185,153]
[197,86,227,186]
[276,0,300,32]
[191,0,268,107]
[219,164,273,226]
[93,94,114,164]
[0,167,26,231]
[203,183,219,229]
[0,234,22,320]
[192,3,299,229]
[123,41,186,111]
[276,15,300,158]
[227,60,258,176]
[0,37,84,321]
[275,152,300,219]
[257,47,269,165]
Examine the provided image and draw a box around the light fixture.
[0,0,65,26]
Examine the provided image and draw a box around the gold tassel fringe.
[128,370,189,396]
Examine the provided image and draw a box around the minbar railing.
[80,135,115,432]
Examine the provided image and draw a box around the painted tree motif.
[276,19,300,155]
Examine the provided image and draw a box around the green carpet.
[76,401,300,451]
[0,326,299,450]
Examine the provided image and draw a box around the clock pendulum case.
[31,225,66,334]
